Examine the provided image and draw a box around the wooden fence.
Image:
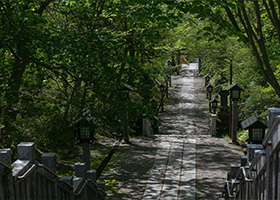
[0,143,106,200]
[223,108,280,199]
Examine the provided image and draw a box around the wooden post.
[82,142,91,171]
[211,114,217,137]
[160,93,164,112]
[165,80,168,98]
[123,110,130,143]
[0,149,13,200]
[209,93,212,112]
[177,51,181,65]
[231,100,238,143]
[229,59,233,138]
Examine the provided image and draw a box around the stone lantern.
[119,83,133,101]
[75,115,95,170]
[75,117,94,144]
[227,81,244,101]
[219,90,229,109]
[167,75,171,87]
[119,83,133,144]
[241,112,267,144]
[226,82,244,143]
[210,98,219,114]
[206,84,214,100]
[204,74,211,87]
[206,84,214,112]
[159,83,166,93]
[159,84,166,112]
[217,90,229,137]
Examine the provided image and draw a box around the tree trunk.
[224,0,280,98]
[2,41,29,134]
[1,1,51,137]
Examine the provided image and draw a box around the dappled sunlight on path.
[159,64,209,136]
[104,62,243,200]
[143,62,209,199]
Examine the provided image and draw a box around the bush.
[237,129,248,143]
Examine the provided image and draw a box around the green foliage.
[1,0,280,165]
[237,129,249,143]
[240,84,279,121]
[179,10,280,120]
[105,178,121,194]
[0,0,186,156]
[178,3,280,138]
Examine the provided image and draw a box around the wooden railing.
[223,108,280,200]
[0,143,106,200]
[0,159,12,200]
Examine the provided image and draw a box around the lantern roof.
[120,83,134,91]
[219,90,229,96]
[209,98,219,103]
[206,84,213,89]
[226,81,244,91]
[150,97,159,103]
[241,111,267,130]
[204,74,210,78]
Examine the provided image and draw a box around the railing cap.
[60,176,73,186]
[268,108,280,126]
[263,115,280,146]
[17,142,35,162]
[255,150,266,156]
[12,159,31,176]
[41,153,56,173]
[0,148,11,166]
[75,162,86,178]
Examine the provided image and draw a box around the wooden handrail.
[74,179,106,198]
[241,167,253,182]
[88,180,106,195]
[17,164,37,180]
[226,181,234,198]
[0,160,11,169]
[263,115,280,146]
[58,179,74,190]
[249,151,266,171]
[74,179,87,195]
[37,163,58,178]
[96,141,121,179]
[230,179,240,195]
[235,166,253,182]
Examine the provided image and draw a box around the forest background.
[1,0,280,162]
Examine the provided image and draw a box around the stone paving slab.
[103,62,243,199]
[179,139,196,200]
[142,138,196,200]
[159,63,209,136]
[195,137,243,199]
[143,63,209,200]
[160,140,182,199]
[142,140,171,199]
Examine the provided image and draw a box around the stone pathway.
[159,63,209,136]
[102,62,243,199]
[195,136,243,199]
[143,62,209,199]
[142,137,196,200]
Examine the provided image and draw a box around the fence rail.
[0,143,106,200]
[223,108,280,200]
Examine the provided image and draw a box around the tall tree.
[188,0,280,98]
[0,0,52,137]
[0,0,185,148]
